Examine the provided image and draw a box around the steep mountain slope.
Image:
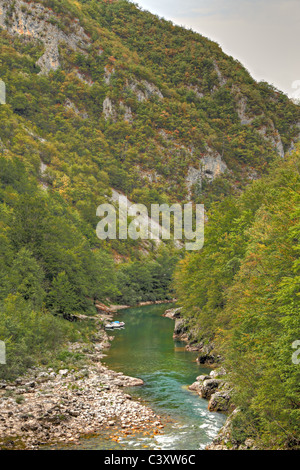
[175,148,300,450]
[1,0,300,216]
[0,0,299,309]
[0,0,299,446]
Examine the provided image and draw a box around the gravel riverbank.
[0,313,164,450]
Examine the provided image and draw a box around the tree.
[6,248,45,310]
[47,271,80,317]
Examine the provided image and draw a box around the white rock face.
[103,98,133,122]
[213,60,227,87]
[65,99,88,119]
[119,101,133,122]
[288,122,300,154]
[258,124,285,158]
[103,96,117,121]
[186,148,228,196]
[0,0,90,73]
[40,161,47,175]
[74,70,93,86]
[0,79,5,104]
[232,86,285,158]
[187,85,204,99]
[108,189,182,249]
[110,189,170,244]
[202,149,228,179]
[236,96,254,126]
[138,167,160,184]
[186,167,202,192]
[127,79,163,102]
[104,65,115,85]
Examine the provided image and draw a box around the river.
[70,303,226,450]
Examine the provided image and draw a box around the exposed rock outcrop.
[173,318,189,341]
[195,342,217,365]
[199,378,223,399]
[103,96,117,121]
[104,65,115,85]
[103,97,133,122]
[0,79,5,104]
[206,407,260,450]
[188,368,232,412]
[208,388,232,412]
[236,95,255,126]
[186,147,228,197]
[119,100,133,122]
[163,307,220,365]
[206,408,240,450]
[65,99,88,119]
[163,307,182,319]
[0,0,90,73]
[213,60,227,87]
[126,79,163,102]
[258,125,285,158]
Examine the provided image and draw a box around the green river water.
[61,303,226,450]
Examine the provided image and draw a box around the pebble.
[0,332,161,450]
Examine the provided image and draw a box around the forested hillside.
[0,0,299,448]
[175,150,300,449]
[1,0,299,207]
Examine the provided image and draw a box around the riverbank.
[0,311,164,450]
[163,307,220,366]
[97,303,227,450]
[163,307,264,451]
[107,298,177,313]
[0,302,226,451]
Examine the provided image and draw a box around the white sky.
[135,0,300,98]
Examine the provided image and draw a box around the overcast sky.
[136,0,300,98]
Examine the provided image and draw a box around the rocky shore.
[0,303,247,451]
[164,307,262,450]
[205,408,258,450]
[188,368,233,413]
[163,307,220,366]
[163,307,233,411]
[0,312,164,450]
[163,307,245,450]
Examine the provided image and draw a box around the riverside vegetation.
[175,152,300,449]
[0,0,299,450]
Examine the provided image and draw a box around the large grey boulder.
[208,390,231,412]
[199,379,223,399]
[163,307,182,319]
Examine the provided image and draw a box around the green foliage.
[0,294,78,380]
[5,248,45,309]
[115,246,179,305]
[0,0,299,212]
[0,2,299,446]
[0,157,119,377]
[47,271,80,316]
[175,149,300,449]
[0,158,118,311]
[0,155,177,379]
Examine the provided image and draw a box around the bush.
[0,294,78,380]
